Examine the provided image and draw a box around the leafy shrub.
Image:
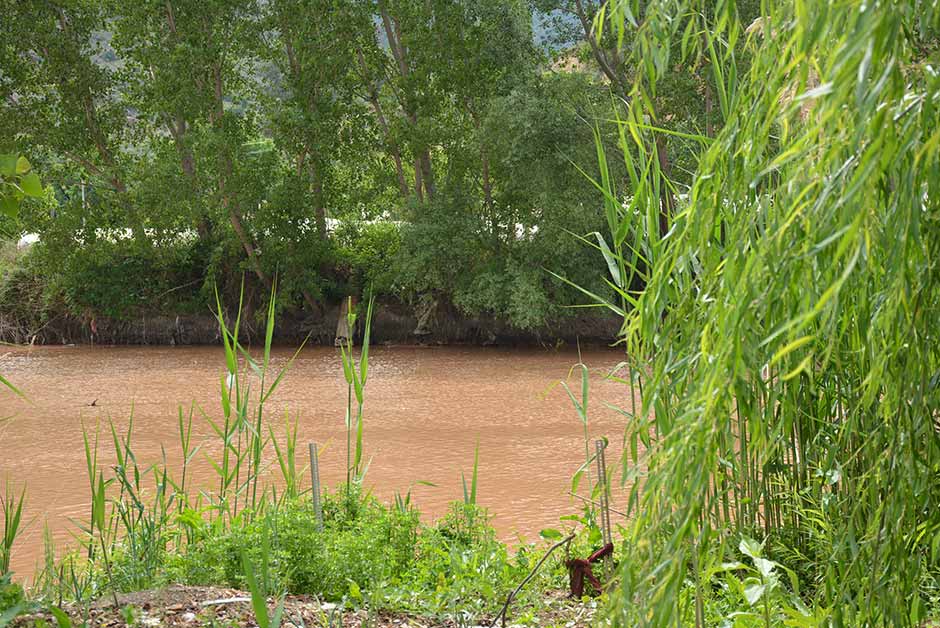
[0,573,25,612]
[175,492,420,602]
[160,492,564,620]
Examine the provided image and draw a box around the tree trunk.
[310,162,327,241]
[378,1,435,200]
[413,158,425,202]
[356,49,410,198]
[210,60,272,289]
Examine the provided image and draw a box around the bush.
[161,492,563,619]
[0,573,25,612]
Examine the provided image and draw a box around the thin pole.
[309,442,323,530]
[595,439,613,577]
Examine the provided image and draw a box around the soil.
[10,585,598,627]
[0,299,619,348]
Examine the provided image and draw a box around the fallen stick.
[200,597,252,606]
[490,533,575,628]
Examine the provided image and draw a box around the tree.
[260,0,374,241]
[1,1,141,238]
[110,0,274,289]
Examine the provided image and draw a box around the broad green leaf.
[14,156,30,175]
[20,172,42,197]
[539,528,563,540]
[0,194,19,219]
[744,583,767,606]
[0,154,16,177]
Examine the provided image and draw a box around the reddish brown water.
[0,344,634,579]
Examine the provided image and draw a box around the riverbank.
[1,485,608,628]
[0,298,620,348]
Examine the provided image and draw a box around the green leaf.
[20,172,42,197]
[14,156,30,175]
[593,232,623,289]
[744,583,767,606]
[49,606,73,628]
[739,537,763,560]
[0,372,25,399]
[0,602,27,627]
[0,154,16,177]
[539,528,563,540]
[753,556,777,579]
[241,547,283,628]
[0,194,19,219]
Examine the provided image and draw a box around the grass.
[0,484,25,577]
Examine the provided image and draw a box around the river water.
[0,344,634,579]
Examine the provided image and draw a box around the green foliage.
[0,0,637,334]
[579,0,940,625]
[205,494,420,602]
[0,484,25,577]
[0,154,44,221]
[334,221,402,296]
[0,573,25,613]
[45,239,206,320]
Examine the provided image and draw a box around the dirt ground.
[11,585,599,627]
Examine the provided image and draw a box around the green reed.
[20,280,312,604]
[339,295,374,489]
[208,279,308,520]
[1,482,25,576]
[579,1,940,625]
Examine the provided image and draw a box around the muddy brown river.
[0,344,634,579]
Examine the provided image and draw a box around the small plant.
[240,517,285,628]
[461,442,479,507]
[119,604,141,627]
[0,483,25,576]
[339,295,374,492]
[0,571,25,613]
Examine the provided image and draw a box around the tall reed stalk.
[25,281,313,604]
[339,295,374,489]
[208,279,308,520]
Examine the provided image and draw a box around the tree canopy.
[0,0,721,332]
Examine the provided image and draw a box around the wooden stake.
[309,442,323,530]
[595,439,613,577]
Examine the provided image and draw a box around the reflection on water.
[0,344,635,577]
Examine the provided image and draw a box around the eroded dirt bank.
[0,299,620,347]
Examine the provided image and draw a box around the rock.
[335,296,356,346]
[413,294,437,337]
[181,611,197,622]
